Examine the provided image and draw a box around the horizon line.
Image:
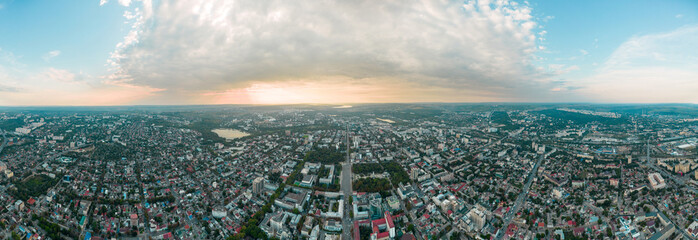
[0,102,696,108]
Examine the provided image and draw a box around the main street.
[643,140,697,194]
[494,149,550,240]
[341,123,353,240]
[641,141,695,239]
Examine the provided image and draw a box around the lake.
[376,118,396,123]
[212,128,250,140]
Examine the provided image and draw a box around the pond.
[211,128,250,140]
[376,118,396,123]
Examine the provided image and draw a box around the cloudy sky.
[0,0,697,105]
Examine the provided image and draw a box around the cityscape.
[1,0,698,239]
[0,104,696,239]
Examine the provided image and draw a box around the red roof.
[372,218,386,226]
[400,234,417,240]
[27,198,36,205]
[376,231,390,239]
[506,223,517,236]
[385,211,394,228]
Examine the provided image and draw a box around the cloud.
[40,67,82,83]
[42,50,61,62]
[603,25,698,70]
[118,0,131,7]
[0,46,162,105]
[100,0,108,6]
[574,25,698,103]
[0,84,18,92]
[0,67,163,105]
[547,64,579,75]
[107,0,558,103]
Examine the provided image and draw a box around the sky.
[0,0,697,106]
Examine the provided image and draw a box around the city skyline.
[0,0,697,105]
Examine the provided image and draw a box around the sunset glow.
[0,0,696,105]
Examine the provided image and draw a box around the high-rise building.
[410,169,419,180]
[470,208,486,230]
[130,214,138,227]
[674,163,690,174]
[253,177,265,195]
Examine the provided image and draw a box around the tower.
[253,177,265,195]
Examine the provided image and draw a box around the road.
[494,149,548,240]
[396,189,424,239]
[645,159,697,194]
[649,200,694,240]
[341,123,353,240]
[641,142,695,239]
[643,140,696,194]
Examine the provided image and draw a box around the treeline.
[0,118,24,131]
[353,177,391,193]
[148,195,176,203]
[92,142,133,161]
[10,174,62,201]
[286,161,305,185]
[352,163,382,174]
[97,198,141,205]
[491,111,510,125]
[352,161,409,187]
[382,161,410,186]
[187,116,226,144]
[34,214,75,239]
[313,182,339,192]
[318,166,332,178]
[304,147,344,164]
[490,111,520,130]
[537,109,628,125]
[227,160,303,240]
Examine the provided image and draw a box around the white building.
[253,177,265,195]
[467,207,486,231]
[648,173,666,190]
[15,127,31,135]
[410,168,419,180]
[212,206,227,219]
